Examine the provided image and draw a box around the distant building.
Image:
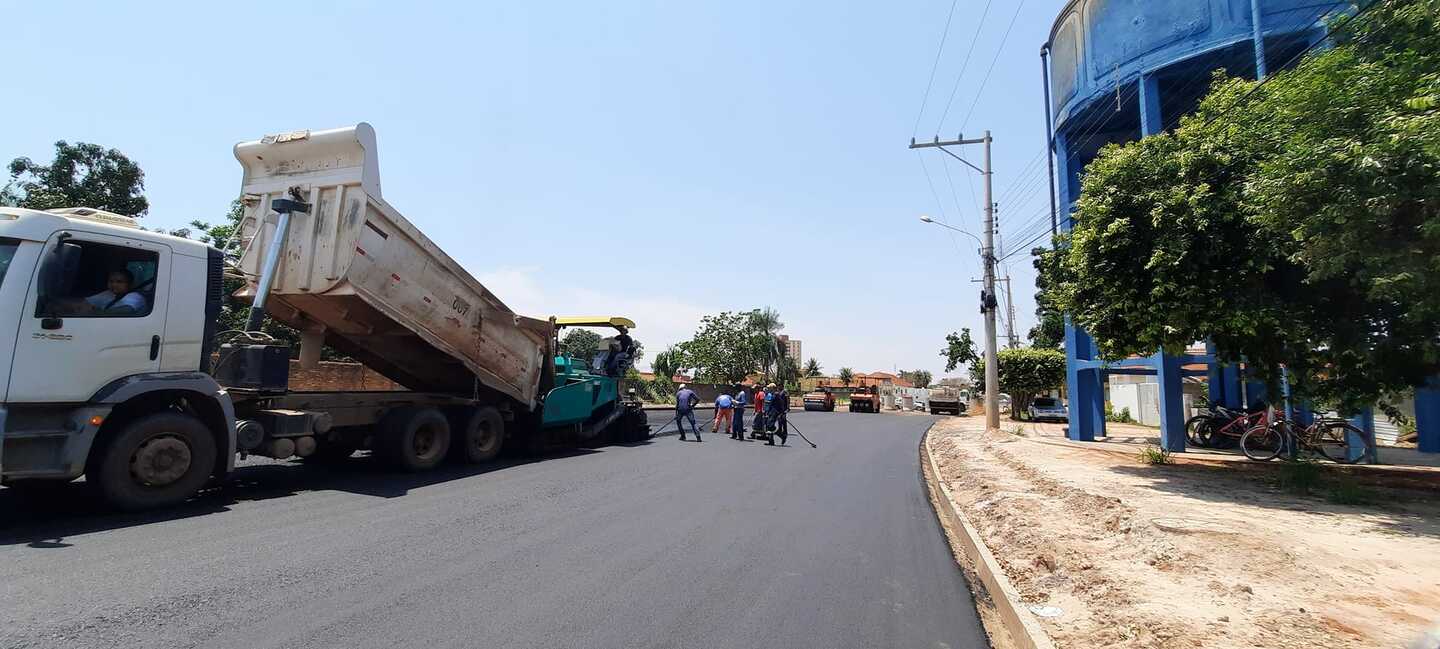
[779,335,802,367]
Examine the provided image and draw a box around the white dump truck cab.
[0,206,235,508]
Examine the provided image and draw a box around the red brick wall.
[287,360,403,392]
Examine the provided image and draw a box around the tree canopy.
[803,358,823,378]
[559,329,603,363]
[940,328,980,373]
[3,141,149,217]
[1052,0,1440,413]
[670,307,796,384]
[673,311,764,383]
[838,367,854,387]
[901,369,933,388]
[1027,247,1065,350]
[971,348,1067,420]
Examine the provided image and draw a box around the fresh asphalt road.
[0,411,988,649]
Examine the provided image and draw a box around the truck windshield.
[0,239,18,288]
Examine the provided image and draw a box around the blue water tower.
[1041,0,1349,449]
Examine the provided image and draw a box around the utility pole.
[973,275,1018,349]
[910,132,1001,431]
[1003,275,1019,349]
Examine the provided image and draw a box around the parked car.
[1028,397,1069,422]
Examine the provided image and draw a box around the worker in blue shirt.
[730,384,749,439]
[675,384,701,442]
[765,383,789,446]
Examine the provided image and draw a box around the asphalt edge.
[921,426,1057,649]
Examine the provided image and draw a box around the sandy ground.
[927,416,1440,649]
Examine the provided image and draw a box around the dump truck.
[848,384,881,413]
[928,386,966,416]
[0,123,648,510]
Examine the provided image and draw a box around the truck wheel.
[379,407,451,471]
[88,413,217,511]
[452,407,504,464]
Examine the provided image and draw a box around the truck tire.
[87,412,217,511]
[378,407,451,472]
[452,406,504,464]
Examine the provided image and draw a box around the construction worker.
[752,385,770,439]
[766,383,789,446]
[731,384,749,439]
[713,390,734,437]
[675,384,701,442]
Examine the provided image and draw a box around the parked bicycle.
[1239,416,1374,464]
[1185,401,1271,449]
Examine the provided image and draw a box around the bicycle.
[1239,416,1373,464]
[1185,402,1270,449]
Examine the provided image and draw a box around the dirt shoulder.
[927,417,1440,648]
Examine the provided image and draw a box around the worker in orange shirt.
[751,385,768,439]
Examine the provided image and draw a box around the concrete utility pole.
[911,132,1001,431]
[1004,275,1019,349]
[973,275,1018,348]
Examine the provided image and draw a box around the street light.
[919,215,983,248]
[919,213,1001,432]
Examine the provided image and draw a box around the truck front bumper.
[0,404,111,482]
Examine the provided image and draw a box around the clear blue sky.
[3,0,1069,379]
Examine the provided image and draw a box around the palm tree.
[652,346,683,384]
[748,307,784,336]
[748,307,785,378]
[803,358,822,378]
[838,367,854,388]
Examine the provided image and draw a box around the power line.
[916,152,982,271]
[1000,213,1074,262]
[1201,1,1382,128]
[996,1,1346,243]
[956,0,1027,133]
[1155,1,1345,132]
[933,0,994,131]
[911,0,962,138]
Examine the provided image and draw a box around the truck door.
[7,232,170,404]
[0,238,38,402]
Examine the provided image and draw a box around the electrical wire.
[1201,1,1381,128]
[912,0,962,138]
[956,0,1028,133]
[933,0,995,132]
[995,1,1350,244]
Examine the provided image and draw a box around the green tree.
[652,346,683,383]
[901,369,933,388]
[971,348,1066,420]
[940,329,980,373]
[1028,247,1066,350]
[747,307,786,378]
[803,358,822,378]
[675,311,762,383]
[1054,0,1440,413]
[559,329,603,363]
[3,141,149,216]
[838,367,854,387]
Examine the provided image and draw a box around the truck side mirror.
[37,241,82,315]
